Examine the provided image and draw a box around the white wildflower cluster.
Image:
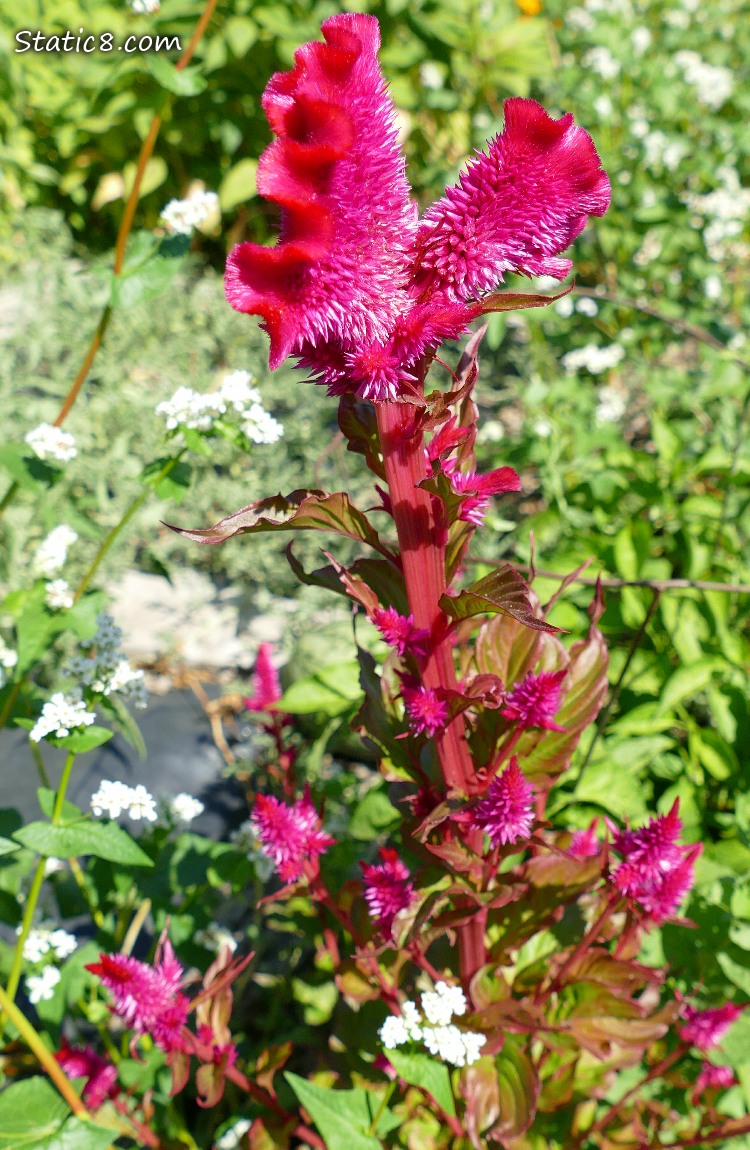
[566,8,596,32]
[90,780,158,822]
[169,792,205,823]
[631,26,652,55]
[215,1120,252,1150]
[674,50,734,110]
[24,423,77,464]
[26,965,61,1004]
[195,924,238,953]
[45,579,74,611]
[0,638,18,690]
[595,385,628,425]
[561,344,625,374]
[633,229,663,268]
[583,46,620,80]
[156,370,283,444]
[379,981,487,1069]
[704,274,723,301]
[576,296,599,318]
[33,525,77,577]
[22,925,77,964]
[642,130,687,173]
[66,611,147,709]
[30,693,96,743]
[161,189,219,236]
[131,0,160,11]
[683,167,750,263]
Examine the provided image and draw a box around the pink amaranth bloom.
[445,465,521,526]
[372,606,429,657]
[54,1041,118,1109]
[225,14,609,401]
[501,669,567,731]
[569,819,600,859]
[470,757,534,847]
[679,1003,743,1051]
[251,788,335,881]
[86,937,190,1053]
[402,683,449,737]
[360,847,415,936]
[245,643,283,712]
[691,1062,737,1102]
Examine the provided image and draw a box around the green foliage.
[0,1078,112,1149]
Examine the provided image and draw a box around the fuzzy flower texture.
[225,13,610,402]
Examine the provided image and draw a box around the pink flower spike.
[360,847,415,936]
[611,800,685,897]
[691,1062,737,1102]
[637,843,701,924]
[251,787,335,882]
[245,643,283,712]
[470,756,534,847]
[448,465,522,526]
[414,97,610,304]
[225,14,416,371]
[372,606,430,657]
[85,936,190,1054]
[402,683,449,737]
[54,1041,118,1109]
[569,819,600,859]
[501,669,567,731]
[679,1002,744,1051]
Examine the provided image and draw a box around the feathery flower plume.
[54,1041,119,1109]
[446,464,522,526]
[360,847,415,936]
[372,606,430,657]
[402,683,449,737]
[245,643,283,712]
[470,757,534,847]
[251,788,335,881]
[679,1002,743,1051]
[86,936,190,1053]
[611,802,700,923]
[691,1062,737,1102]
[501,669,567,731]
[569,819,600,859]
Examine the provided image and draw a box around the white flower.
[631,26,652,54]
[555,295,575,318]
[45,579,74,610]
[161,189,219,235]
[704,275,723,301]
[66,612,147,709]
[156,385,226,431]
[419,61,444,90]
[24,423,77,464]
[583,46,620,80]
[380,1015,411,1049]
[595,385,627,425]
[49,928,77,960]
[674,50,733,109]
[219,370,261,412]
[30,694,96,743]
[195,924,238,953]
[170,793,205,823]
[422,1023,487,1067]
[663,8,689,28]
[575,297,599,317]
[215,1120,252,1150]
[241,406,284,445]
[91,780,135,820]
[421,981,467,1026]
[33,525,78,577]
[131,0,160,11]
[0,638,17,690]
[126,785,158,823]
[593,94,613,118]
[533,419,553,439]
[26,965,61,1004]
[566,7,596,32]
[401,1000,424,1040]
[633,230,663,267]
[44,857,66,877]
[561,343,625,374]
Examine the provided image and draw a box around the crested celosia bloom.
[54,1041,119,1109]
[402,683,449,737]
[245,643,283,712]
[679,1002,744,1051]
[86,937,190,1053]
[691,1062,737,1102]
[360,847,415,935]
[470,757,534,847]
[251,788,335,881]
[501,669,567,731]
[371,606,429,657]
[225,13,609,402]
[611,800,700,923]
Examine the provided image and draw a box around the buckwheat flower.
[219,370,262,411]
[87,938,190,1053]
[26,964,61,1004]
[91,780,135,820]
[470,757,534,847]
[44,857,66,876]
[22,928,53,964]
[170,792,205,824]
[502,669,567,731]
[24,423,77,463]
[55,1041,118,1109]
[44,578,74,610]
[156,385,226,431]
[67,612,147,709]
[674,50,734,109]
[241,406,284,445]
[361,848,415,935]
[161,189,219,235]
[380,1014,411,1049]
[561,343,624,374]
[631,26,652,54]
[371,606,429,658]
[245,643,283,712]
[422,1023,487,1067]
[127,785,158,823]
[402,999,424,1039]
[33,525,78,577]
[679,1003,743,1051]
[30,693,96,743]
[583,46,620,80]
[402,683,449,738]
[421,981,467,1026]
[23,925,76,963]
[691,1063,737,1102]
[251,789,335,882]
[576,296,598,317]
[50,928,78,960]
[555,296,574,318]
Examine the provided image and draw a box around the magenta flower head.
[568,819,600,859]
[402,682,449,738]
[251,786,335,882]
[54,1041,118,1109]
[501,669,567,731]
[245,642,283,712]
[86,935,190,1053]
[360,846,415,936]
[691,1062,737,1102]
[372,605,429,657]
[611,801,700,923]
[470,756,534,847]
[679,1002,744,1051]
[226,14,609,401]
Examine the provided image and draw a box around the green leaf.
[387,1049,456,1117]
[0,836,19,856]
[0,445,61,491]
[690,727,738,781]
[146,57,207,96]
[141,457,192,502]
[658,659,723,715]
[491,1039,539,1139]
[219,158,258,210]
[54,726,113,753]
[348,789,400,840]
[37,787,81,822]
[38,1117,116,1150]
[13,820,152,866]
[110,233,191,310]
[285,1073,385,1150]
[440,565,559,632]
[278,662,362,717]
[0,1078,69,1148]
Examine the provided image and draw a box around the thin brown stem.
[585,1045,686,1140]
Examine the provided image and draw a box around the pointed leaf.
[441,566,559,632]
[459,1057,500,1150]
[487,1039,539,1140]
[0,1078,69,1148]
[338,394,386,479]
[285,1073,385,1150]
[13,820,153,866]
[477,285,572,314]
[387,1049,456,1117]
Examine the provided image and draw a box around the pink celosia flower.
[226,14,609,401]
[251,787,335,881]
[501,669,567,731]
[691,1062,737,1102]
[86,937,190,1053]
[54,1040,118,1109]
[443,464,521,526]
[679,1002,743,1051]
[372,606,429,657]
[402,683,449,737]
[569,819,600,859]
[360,847,415,936]
[245,643,282,712]
[470,757,534,847]
[611,801,700,924]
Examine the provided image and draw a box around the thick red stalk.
[376,400,486,985]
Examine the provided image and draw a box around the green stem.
[69,857,105,929]
[0,479,18,521]
[52,751,77,822]
[28,738,51,788]
[368,1080,396,1136]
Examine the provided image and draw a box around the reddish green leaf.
[474,595,547,685]
[441,566,560,632]
[459,1057,500,1150]
[488,1039,539,1141]
[338,394,386,479]
[476,285,572,314]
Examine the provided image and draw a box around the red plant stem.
[586,1044,686,1139]
[376,400,486,986]
[542,895,619,999]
